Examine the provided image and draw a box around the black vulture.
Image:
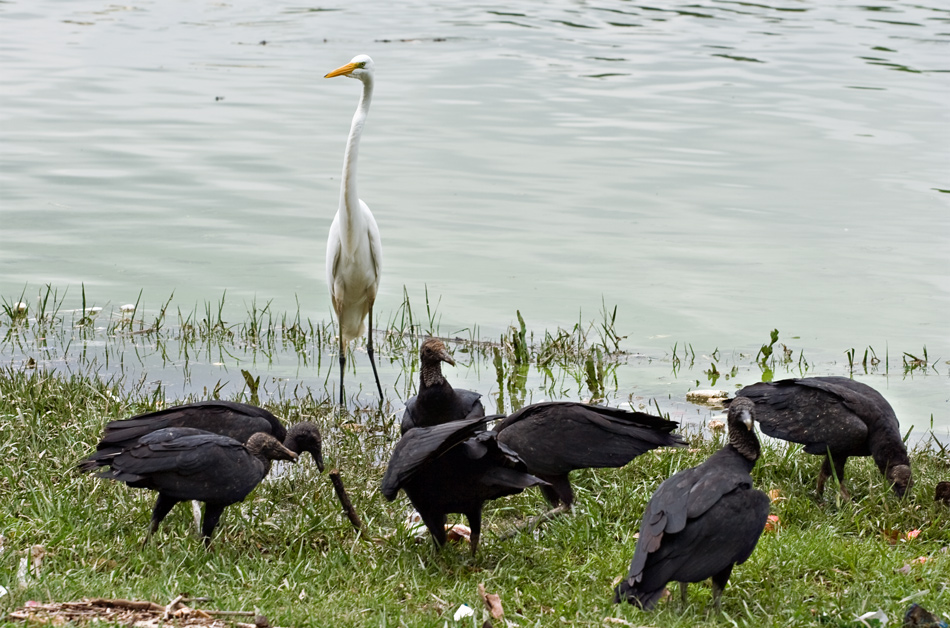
[381,415,546,555]
[732,376,912,499]
[614,397,770,611]
[936,482,950,506]
[79,401,324,472]
[94,428,298,545]
[493,402,687,508]
[400,338,484,434]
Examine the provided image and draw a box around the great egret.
[324,54,384,407]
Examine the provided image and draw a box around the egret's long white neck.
[338,75,374,249]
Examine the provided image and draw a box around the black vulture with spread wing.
[493,402,687,508]
[382,415,545,555]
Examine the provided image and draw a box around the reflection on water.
[0,0,947,427]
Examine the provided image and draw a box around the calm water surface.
[1,1,947,431]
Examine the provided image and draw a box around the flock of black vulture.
[79,337,931,611]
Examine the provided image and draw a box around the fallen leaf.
[764,514,780,533]
[478,583,504,620]
[768,489,783,503]
[882,529,901,545]
[906,529,921,540]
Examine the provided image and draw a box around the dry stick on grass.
[329,469,363,532]
[87,598,164,612]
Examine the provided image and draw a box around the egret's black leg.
[367,306,383,401]
[338,334,346,408]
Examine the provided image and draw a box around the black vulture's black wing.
[495,402,685,475]
[381,415,498,500]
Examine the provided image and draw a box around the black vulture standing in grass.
[614,397,769,611]
[400,338,484,434]
[731,376,912,499]
[493,402,687,509]
[381,415,546,555]
[94,428,298,545]
[79,401,324,472]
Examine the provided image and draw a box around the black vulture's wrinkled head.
[887,464,913,499]
[286,422,324,472]
[420,338,455,367]
[247,432,298,462]
[419,338,455,388]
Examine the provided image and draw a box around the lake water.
[1,0,948,435]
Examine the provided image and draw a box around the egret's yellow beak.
[325,62,359,79]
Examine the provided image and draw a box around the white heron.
[324,54,384,407]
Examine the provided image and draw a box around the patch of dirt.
[8,597,287,627]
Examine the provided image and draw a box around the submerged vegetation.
[0,285,947,626]
[2,285,943,414]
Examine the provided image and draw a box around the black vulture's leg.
[145,493,179,546]
[710,564,734,612]
[832,455,850,500]
[539,484,562,509]
[338,333,346,408]
[367,306,383,401]
[200,503,227,547]
[419,509,448,550]
[817,455,832,497]
[679,582,688,606]
[540,475,574,509]
[466,509,482,557]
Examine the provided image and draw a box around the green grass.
[0,368,947,627]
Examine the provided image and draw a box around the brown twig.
[87,598,164,612]
[329,469,363,532]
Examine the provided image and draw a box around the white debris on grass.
[453,604,474,621]
[856,609,888,626]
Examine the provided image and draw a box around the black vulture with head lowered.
[732,376,912,499]
[614,397,770,611]
[93,428,298,546]
[493,402,687,509]
[400,338,484,434]
[382,415,546,555]
[79,400,324,472]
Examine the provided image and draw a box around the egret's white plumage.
[325,54,384,406]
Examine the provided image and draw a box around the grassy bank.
[0,367,947,627]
